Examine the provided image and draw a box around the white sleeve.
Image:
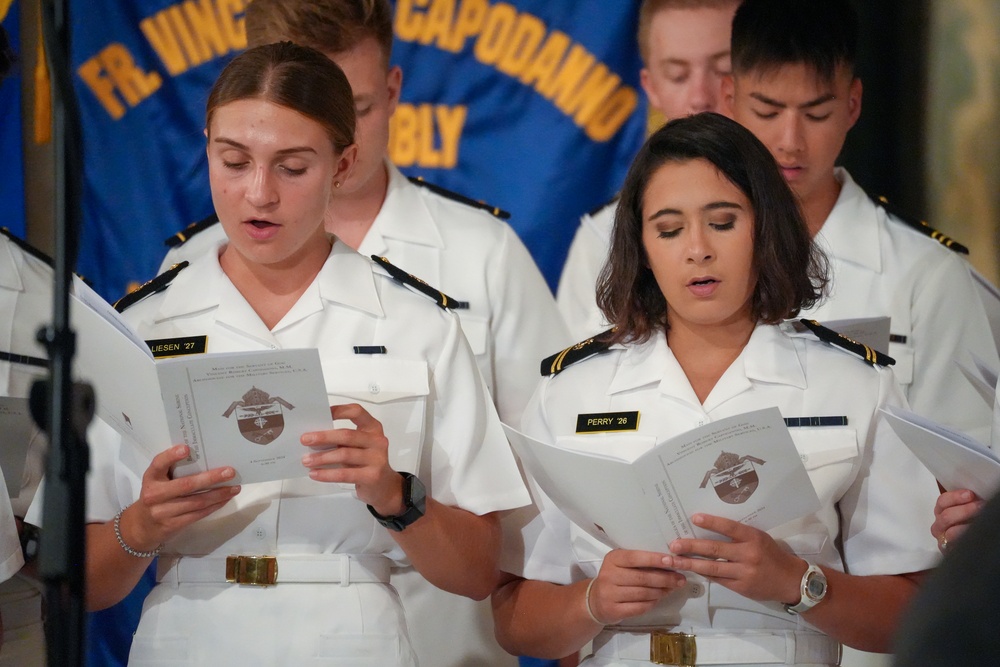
[426,311,530,516]
[838,369,941,576]
[556,212,613,340]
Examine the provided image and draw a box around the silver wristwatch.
[785,564,828,614]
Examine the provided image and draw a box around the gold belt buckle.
[225,555,277,586]
[650,630,697,666]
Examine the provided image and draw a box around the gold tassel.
[33,8,51,145]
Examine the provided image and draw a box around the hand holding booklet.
[882,405,1000,500]
[70,277,333,485]
[504,407,821,552]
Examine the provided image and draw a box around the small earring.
[333,181,341,188]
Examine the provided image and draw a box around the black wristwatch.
[367,472,426,532]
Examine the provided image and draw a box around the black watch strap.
[367,472,426,532]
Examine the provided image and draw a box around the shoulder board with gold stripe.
[799,319,895,367]
[874,195,969,255]
[163,213,219,248]
[541,329,615,376]
[1,227,53,266]
[407,176,511,220]
[113,262,189,313]
[371,255,461,310]
[586,193,619,218]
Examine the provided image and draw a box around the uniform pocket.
[323,358,429,474]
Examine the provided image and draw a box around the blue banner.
[71,0,644,299]
[1,0,26,237]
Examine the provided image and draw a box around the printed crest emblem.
[222,386,295,445]
[699,451,766,504]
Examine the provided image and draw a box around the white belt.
[593,629,842,666]
[157,554,391,587]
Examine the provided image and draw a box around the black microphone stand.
[29,1,92,665]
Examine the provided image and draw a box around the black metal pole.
[31,1,91,664]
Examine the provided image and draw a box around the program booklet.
[882,405,1000,500]
[504,407,821,552]
[70,277,333,485]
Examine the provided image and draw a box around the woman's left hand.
[662,513,804,604]
[300,403,405,516]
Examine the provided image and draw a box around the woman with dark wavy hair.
[493,113,939,667]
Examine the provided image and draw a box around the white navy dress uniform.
[557,199,616,339]
[503,323,940,667]
[86,241,531,666]
[801,169,998,445]
[160,161,570,667]
[0,231,50,666]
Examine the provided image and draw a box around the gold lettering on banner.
[393,0,638,142]
[140,0,247,76]
[77,44,163,120]
[390,104,468,168]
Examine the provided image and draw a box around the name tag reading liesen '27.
[576,411,640,433]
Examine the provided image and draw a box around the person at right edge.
[724,0,997,447]
[492,112,940,667]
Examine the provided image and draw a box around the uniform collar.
[814,168,882,273]
[154,239,384,324]
[607,324,807,408]
[359,161,446,256]
[0,239,23,291]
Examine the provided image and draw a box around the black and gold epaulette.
[874,195,969,255]
[113,261,189,313]
[799,319,895,367]
[371,255,464,310]
[587,193,619,218]
[163,213,220,248]
[541,329,615,376]
[1,227,53,266]
[407,176,511,220]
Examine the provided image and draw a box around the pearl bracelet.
[585,578,605,626]
[114,504,162,559]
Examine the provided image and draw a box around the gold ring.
[939,535,948,552]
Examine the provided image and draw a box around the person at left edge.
[0,229,50,665]
[78,42,529,666]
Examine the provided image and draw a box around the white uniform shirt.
[556,200,616,339]
[803,169,999,444]
[88,242,530,666]
[161,162,570,426]
[504,324,939,665]
[0,234,50,666]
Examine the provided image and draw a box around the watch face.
[805,573,827,600]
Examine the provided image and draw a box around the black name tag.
[575,411,640,433]
[783,416,848,428]
[353,345,387,354]
[146,335,207,358]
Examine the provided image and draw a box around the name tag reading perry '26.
[146,335,208,358]
[576,411,640,433]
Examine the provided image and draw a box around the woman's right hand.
[932,489,983,553]
[586,549,687,625]
[119,445,240,552]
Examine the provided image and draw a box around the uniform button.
[254,527,267,540]
[689,583,704,597]
[368,383,380,395]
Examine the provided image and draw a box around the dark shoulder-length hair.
[596,112,827,344]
